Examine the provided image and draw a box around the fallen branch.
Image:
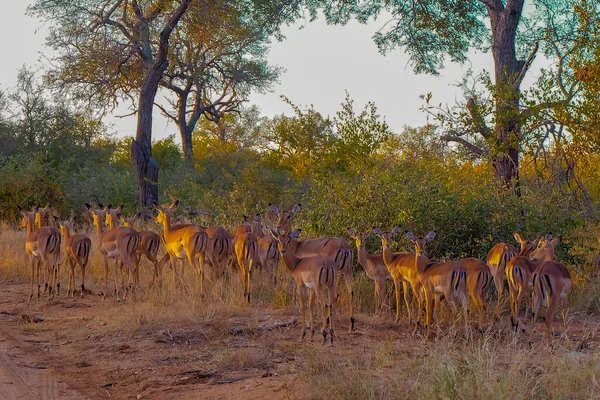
[255,319,298,331]
[215,376,250,384]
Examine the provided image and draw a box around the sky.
[1,2,548,142]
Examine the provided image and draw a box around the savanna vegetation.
[2,0,600,398]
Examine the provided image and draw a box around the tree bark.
[488,0,524,196]
[131,0,192,206]
[180,124,194,161]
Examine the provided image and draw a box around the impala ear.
[406,231,415,241]
[425,231,437,241]
[53,215,61,223]
[372,227,382,236]
[513,232,525,244]
[170,199,180,209]
[347,228,357,238]
[17,205,24,213]
[104,204,112,211]
[390,226,401,236]
[550,236,561,246]
[268,203,280,216]
[85,203,92,210]
[364,228,374,238]
[118,205,124,212]
[290,203,301,216]
[292,229,301,239]
[135,211,142,219]
[68,216,76,223]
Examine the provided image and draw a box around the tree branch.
[440,130,487,157]
[512,41,539,90]
[466,97,492,139]
[477,0,504,12]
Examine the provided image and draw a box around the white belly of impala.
[32,249,40,257]
[107,249,120,258]
[304,282,315,290]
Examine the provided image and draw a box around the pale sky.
[2,2,548,141]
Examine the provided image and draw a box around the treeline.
[1,69,600,269]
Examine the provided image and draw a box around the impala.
[153,200,208,291]
[120,212,162,286]
[272,229,335,345]
[232,220,259,302]
[530,234,571,337]
[372,227,430,325]
[54,216,91,297]
[505,233,540,329]
[204,225,233,281]
[18,206,61,300]
[487,241,517,307]
[236,215,279,284]
[269,203,355,332]
[86,204,140,301]
[406,231,468,335]
[347,228,392,314]
[461,257,491,329]
[34,205,62,294]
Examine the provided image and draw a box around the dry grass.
[3,226,600,399]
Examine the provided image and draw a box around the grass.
[3,225,600,399]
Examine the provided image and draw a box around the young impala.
[54,216,91,297]
[119,212,162,286]
[269,203,355,332]
[348,228,392,314]
[530,234,571,338]
[272,229,336,345]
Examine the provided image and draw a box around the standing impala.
[235,215,279,284]
[372,227,431,325]
[54,216,91,297]
[18,206,61,300]
[347,228,392,314]
[269,203,355,332]
[530,234,571,337]
[505,233,540,330]
[35,205,62,295]
[86,204,140,301]
[153,200,208,291]
[407,231,468,336]
[120,212,162,286]
[272,229,336,345]
[487,241,517,307]
[232,217,260,302]
[461,257,491,330]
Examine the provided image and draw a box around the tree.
[30,0,193,205]
[300,0,582,195]
[157,1,280,161]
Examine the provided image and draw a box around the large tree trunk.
[489,0,524,196]
[180,124,194,161]
[132,63,166,206]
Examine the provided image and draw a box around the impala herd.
[17,201,572,344]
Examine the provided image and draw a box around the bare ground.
[1,279,600,400]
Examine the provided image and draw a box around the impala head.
[406,231,436,256]
[102,205,123,228]
[34,204,52,228]
[120,212,141,228]
[54,216,75,236]
[274,229,301,255]
[347,228,374,248]
[154,200,179,225]
[18,205,35,229]
[514,232,539,258]
[86,203,107,228]
[530,233,560,263]
[269,203,301,235]
[372,226,401,249]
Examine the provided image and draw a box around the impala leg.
[315,289,327,345]
[35,257,41,299]
[113,257,121,301]
[103,255,109,300]
[197,252,205,294]
[68,258,75,297]
[247,258,253,303]
[308,290,315,341]
[298,286,307,341]
[545,299,558,339]
[561,297,568,327]
[393,277,402,323]
[328,287,335,346]
[344,270,355,332]
[401,280,412,324]
[81,260,87,297]
[493,272,504,309]
[28,256,35,301]
[373,281,380,315]
[425,290,433,339]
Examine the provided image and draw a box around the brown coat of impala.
[236,215,280,283]
[18,206,61,300]
[461,257,491,329]
[153,200,208,291]
[269,203,355,332]
[86,204,140,301]
[530,234,571,337]
[372,227,431,325]
[274,229,336,345]
[487,242,517,307]
[204,226,233,280]
[55,217,91,297]
[232,220,259,303]
[505,232,540,329]
[34,205,62,295]
[348,228,392,314]
[120,213,162,286]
